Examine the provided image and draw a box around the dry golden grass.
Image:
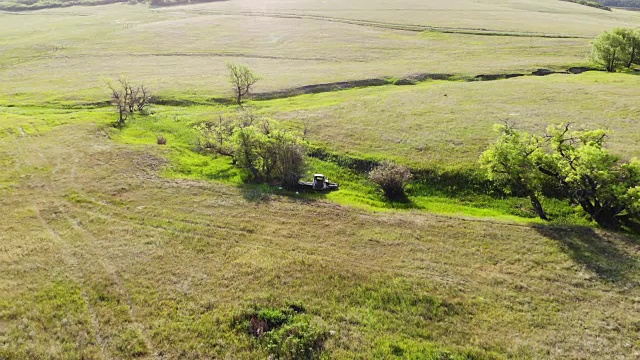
[3,0,639,105]
[188,0,640,35]
[262,71,640,168]
[1,114,639,359]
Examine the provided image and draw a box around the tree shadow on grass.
[238,184,275,203]
[533,225,640,284]
[238,183,323,205]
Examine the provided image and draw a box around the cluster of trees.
[107,78,150,128]
[591,28,640,72]
[104,64,416,200]
[0,0,226,11]
[560,0,611,11]
[196,110,306,187]
[194,107,419,199]
[598,0,640,8]
[0,0,128,12]
[481,123,640,229]
[560,0,640,10]
[107,62,258,128]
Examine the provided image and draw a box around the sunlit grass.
[100,107,591,224]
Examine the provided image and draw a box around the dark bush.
[369,161,413,201]
[234,126,307,187]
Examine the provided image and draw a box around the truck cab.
[313,174,327,190]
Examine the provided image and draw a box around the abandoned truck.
[299,174,339,191]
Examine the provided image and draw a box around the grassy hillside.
[2,0,640,358]
[0,6,588,105]
[0,0,225,11]
[2,0,640,105]
[259,72,640,168]
[2,115,639,359]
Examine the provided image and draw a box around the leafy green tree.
[482,123,640,228]
[614,28,640,68]
[227,62,261,105]
[537,124,640,228]
[480,124,549,220]
[195,115,237,158]
[197,115,306,187]
[591,30,627,72]
[591,28,640,71]
[234,126,263,180]
[233,125,306,187]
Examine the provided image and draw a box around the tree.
[195,115,237,158]
[369,161,413,201]
[227,63,261,105]
[271,131,306,187]
[196,108,259,159]
[106,78,150,128]
[482,123,640,229]
[615,28,640,68]
[591,28,640,72]
[480,124,549,220]
[233,123,306,187]
[196,115,306,187]
[537,124,640,229]
[591,30,627,72]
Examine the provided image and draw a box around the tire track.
[38,204,158,359]
[37,209,110,360]
[178,9,588,39]
[62,212,157,359]
[65,198,463,288]
[47,51,339,62]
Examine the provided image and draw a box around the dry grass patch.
[1,121,639,358]
[265,72,640,168]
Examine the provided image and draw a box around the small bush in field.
[157,135,167,145]
[264,317,328,360]
[369,161,413,201]
[232,304,328,360]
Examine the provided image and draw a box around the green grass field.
[2,0,640,358]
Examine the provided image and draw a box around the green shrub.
[263,316,328,360]
[197,117,307,188]
[257,308,289,330]
[233,304,329,360]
